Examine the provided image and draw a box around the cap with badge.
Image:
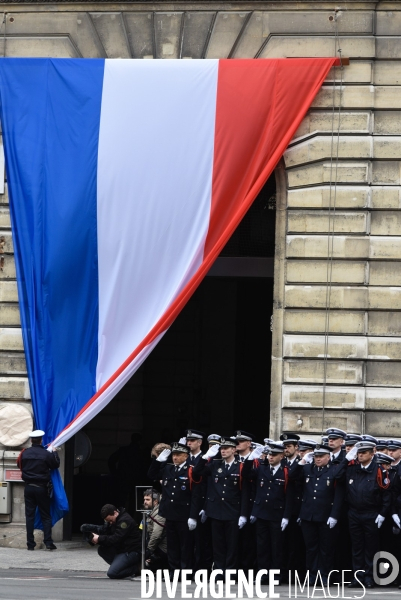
[375,452,393,465]
[29,430,45,438]
[171,442,190,454]
[355,440,376,452]
[345,434,362,447]
[279,433,300,445]
[313,444,331,455]
[207,434,221,445]
[298,439,317,451]
[361,434,378,445]
[376,439,390,451]
[387,440,401,450]
[185,429,205,440]
[220,437,237,448]
[326,428,347,440]
[234,430,255,442]
[267,442,285,454]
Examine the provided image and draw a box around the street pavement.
[2,544,401,599]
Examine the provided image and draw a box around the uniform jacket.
[335,456,392,515]
[330,448,346,464]
[242,459,293,521]
[283,456,302,517]
[192,457,249,521]
[146,505,167,555]
[290,462,345,522]
[147,459,199,521]
[98,508,142,554]
[19,445,60,486]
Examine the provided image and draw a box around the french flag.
[0,57,337,452]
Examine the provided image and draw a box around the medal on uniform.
[306,477,309,483]
[218,468,222,473]
[181,485,186,490]
[349,479,353,484]
[385,478,389,485]
[215,477,218,483]
[164,480,167,486]
[260,481,264,487]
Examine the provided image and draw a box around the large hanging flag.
[0,58,337,455]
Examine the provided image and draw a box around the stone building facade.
[0,0,400,537]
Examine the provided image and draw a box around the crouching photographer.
[81,504,141,579]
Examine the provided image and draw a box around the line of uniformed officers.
[147,427,401,588]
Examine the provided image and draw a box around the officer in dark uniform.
[147,442,200,575]
[234,430,257,572]
[280,433,304,580]
[17,430,60,551]
[326,428,347,463]
[86,504,142,578]
[290,443,345,585]
[242,441,293,584]
[335,440,392,588]
[297,439,317,460]
[184,429,205,466]
[345,434,362,453]
[376,440,390,454]
[192,437,249,577]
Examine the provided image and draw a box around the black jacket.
[98,508,141,554]
[335,457,391,515]
[192,457,249,521]
[147,459,199,521]
[19,445,60,486]
[242,459,293,521]
[290,462,345,522]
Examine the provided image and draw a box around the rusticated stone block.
[371,212,401,236]
[287,211,368,234]
[0,305,21,327]
[287,186,370,209]
[286,236,369,259]
[374,112,401,135]
[261,37,374,60]
[282,385,365,409]
[284,310,366,335]
[368,337,401,360]
[283,334,368,359]
[365,411,401,436]
[285,285,368,309]
[370,237,401,259]
[286,260,367,284]
[366,362,401,387]
[373,137,401,160]
[282,408,362,434]
[0,329,23,352]
[0,377,30,399]
[287,163,370,188]
[374,61,401,85]
[284,360,364,385]
[372,162,401,185]
[368,312,401,336]
[293,112,371,140]
[285,136,371,168]
[370,262,401,285]
[366,388,401,411]
[313,85,374,109]
[371,186,401,209]
[0,282,18,303]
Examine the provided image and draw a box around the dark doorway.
[67,173,276,535]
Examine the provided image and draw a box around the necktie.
[225,463,230,471]
[271,467,274,475]
[191,456,195,464]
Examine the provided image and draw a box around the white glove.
[203,444,220,460]
[281,518,289,531]
[346,446,358,461]
[238,516,247,529]
[303,452,313,464]
[188,518,197,531]
[179,437,187,445]
[156,448,171,462]
[250,515,257,524]
[297,518,301,524]
[199,510,207,524]
[248,443,264,460]
[393,514,401,528]
[375,514,385,528]
[263,445,271,454]
[327,517,337,529]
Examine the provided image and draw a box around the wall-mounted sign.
[4,469,23,482]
